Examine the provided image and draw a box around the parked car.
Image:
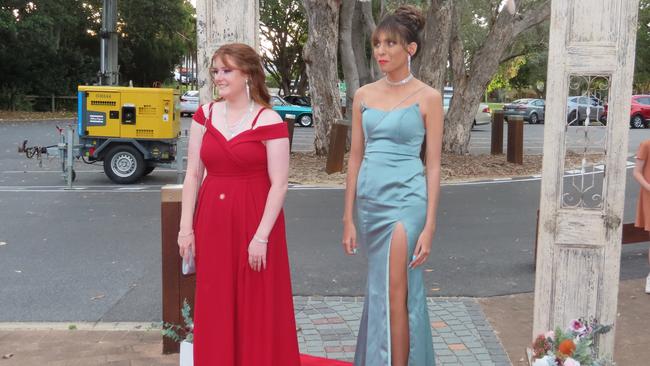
[503,98,545,124]
[442,94,492,128]
[283,95,311,107]
[566,96,604,125]
[271,95,314,127]
[601,95,650,128]
[180,90,199,117]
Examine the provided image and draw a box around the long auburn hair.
[212,43,271,109]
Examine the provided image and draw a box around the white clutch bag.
[182,254,195,275]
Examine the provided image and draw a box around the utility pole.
[99,0,119,86]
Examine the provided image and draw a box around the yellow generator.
[77,86,181,183]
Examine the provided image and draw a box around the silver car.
[179,90,199,117]
[567,96,604,125]
[503,98,545,124]
[442,93,492,128]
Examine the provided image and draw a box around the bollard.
[161,185,196,354]
[284,115,296,152]
[491,110,504,155]
[176,129,188,184]
[326,119,351,174]
[507,115,524,164]
[65,126,74,189]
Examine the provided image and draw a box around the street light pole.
[99,0,119,86]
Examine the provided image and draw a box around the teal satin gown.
[354,103,435,366]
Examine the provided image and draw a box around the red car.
[602,95,650,128]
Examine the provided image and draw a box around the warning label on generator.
[87,111,106,126]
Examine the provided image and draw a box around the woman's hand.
[409,230,433,268]
[342,219,358,255]
[178,232,195,259]
[248,240,268,271]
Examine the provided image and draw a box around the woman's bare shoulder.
[355,80,385,101]
[254,107,283,128]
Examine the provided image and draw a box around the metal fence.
[23,95,78,113]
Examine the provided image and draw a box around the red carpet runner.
[300,354,353,365]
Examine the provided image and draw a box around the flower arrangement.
[530,318,612,366]
[161,299,194,344]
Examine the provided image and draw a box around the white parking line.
[0,161,636,192]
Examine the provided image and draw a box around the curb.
[0,322,158,331]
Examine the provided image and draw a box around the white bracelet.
[178,231,194,237]
[253,235,268,244]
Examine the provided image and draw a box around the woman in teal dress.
[342,5,443,366]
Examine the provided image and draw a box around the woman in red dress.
[177,43,300,366]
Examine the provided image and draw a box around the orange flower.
[558,339,576,356]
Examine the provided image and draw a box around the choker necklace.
[384,73,414,87]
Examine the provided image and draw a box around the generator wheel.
[103,145,145,184]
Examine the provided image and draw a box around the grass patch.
[487,102,505,111]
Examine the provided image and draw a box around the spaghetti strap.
[207,102,215,125]
[250,107,266,128]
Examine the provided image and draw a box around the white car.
[180,90,199,117]
[443,93,492,128]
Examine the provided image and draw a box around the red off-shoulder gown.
[192,104,300,366]
[191,104,351,366]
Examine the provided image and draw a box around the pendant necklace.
[224,101,254,139]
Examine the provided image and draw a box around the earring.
[246,79,251,101]
[408,54,412,73]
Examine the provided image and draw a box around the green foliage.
[635,0,650,92]
[509,49,548,96]
[486,56,527,94]
[0,1,100,109]
[260,0,307,96]
[161,299,194,344]
[119,0,195,86]
[0,0,195,109]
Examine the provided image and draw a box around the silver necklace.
[384,73,414,87]
[224,101,254,138]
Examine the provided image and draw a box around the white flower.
[544,330,555,340]
[564,357,581,366]
[533,355,557,366]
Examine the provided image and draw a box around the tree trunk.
[352,9,371,87]
[302,0,342,155]
[413,0,452,92]
[443,0,551,154]
[339,0,359,119]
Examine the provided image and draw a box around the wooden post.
[161,185,196,354]
[51,95,55,113]
[534,0,639,359]
[195,0,259,105]
[325,119,350,174]
[285,115,295,152]
[506,115,523,164]
[491,110,504,155]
